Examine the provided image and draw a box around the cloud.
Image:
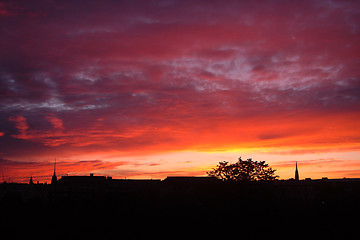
[0,156,171,182]
[0,2,19,17]
[272,158,360,179]
[0,158,128,183]
[318,170,360,178]
[273,159,341,168]
[45,114,64,130]
[0,0,359,177]
[8,115,29,139]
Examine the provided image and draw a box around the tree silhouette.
[207,157,278,181]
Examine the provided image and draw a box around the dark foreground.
[1,177,359,238]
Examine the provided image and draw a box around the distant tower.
[29,176,34,185]
[51,158,57,185]
[295,161,299,181]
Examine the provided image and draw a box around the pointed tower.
[51,158,57,185]
[29,176,34,185]
[295,161,299,181]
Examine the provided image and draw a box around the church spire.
[29,176,34,185]
[51,158,57,185]
[295,161,299,181]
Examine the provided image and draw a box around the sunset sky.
[1,0,359,183]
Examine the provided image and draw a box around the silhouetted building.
[29,176,34,185]
[57,174,160,186]
[51,158,57,185]
[163,176,218,184]
[295,161,299,181]
[58,174,108,185]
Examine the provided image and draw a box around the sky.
[0,0,359,183]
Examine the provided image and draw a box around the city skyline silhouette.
[1,165,359,237]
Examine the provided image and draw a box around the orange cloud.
[45,115,64,130]
[8,115,29,139]
[5,110,359,158]
[272,159,360,179]
[0,158,128,183]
